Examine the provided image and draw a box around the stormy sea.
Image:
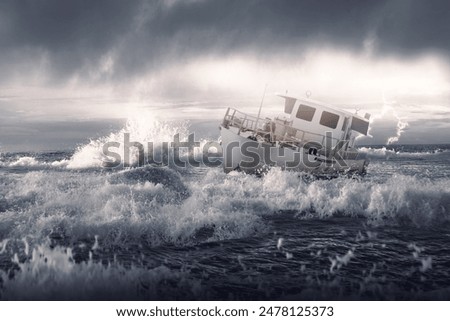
[0,118,449,301]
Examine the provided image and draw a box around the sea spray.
[0,138,449,300]
[0,244,200,300]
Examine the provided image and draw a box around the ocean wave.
[358,147,449,159]
[1,239,448,300]
[65,115,190,169]
[0,156,56,169]
[0,166,264,247]
[0,244,201,300]
[1,164,448,252]
[0,155,69,169]
[7,156,41,167]
[1,165,449,300]
[197,168,450,227]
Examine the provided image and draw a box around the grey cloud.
[374,0,450,57]
[1,0,449,84]
[0,0,141,82]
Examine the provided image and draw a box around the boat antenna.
[256,83,268,125]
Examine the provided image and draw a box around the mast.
[255,83,268,129]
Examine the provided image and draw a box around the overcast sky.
[1,0,449,151]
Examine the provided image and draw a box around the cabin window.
[319,111,339,129]
[351,117,369,135]
[296,105,316,121]
[284,98,296,114]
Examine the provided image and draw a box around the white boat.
[219,94,371,175]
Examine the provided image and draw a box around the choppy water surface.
[0,121,449,300]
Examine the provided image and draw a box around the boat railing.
[222,107,265,132]
[222,107,341,150]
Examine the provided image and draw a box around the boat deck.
[222,107,343,151]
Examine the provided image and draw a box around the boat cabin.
[277,95,370,148]
[220,94,371,174]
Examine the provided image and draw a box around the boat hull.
[220,126,368,175]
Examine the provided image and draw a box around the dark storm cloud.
[0,0,449,84]
[0,0,141,81]
[374,0,450,56]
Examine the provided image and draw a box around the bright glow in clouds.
[366,101,410,145]
[3,47,449,113]
[1,47,450,146]
[129,48,449,145]
[168,49,450,103]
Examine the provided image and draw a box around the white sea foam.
[7,156,40,167]
[1,164,449,250]
[0,113,191,169]
[277,238,284,250]
[329,250,354,273]
[420,257,432,272]
[0,244,199,300]
[358,147,397,158]
[358,147,449,159]
[0,117,448,249]
[0,167,264,246]
[211,168,450,227]
[0,239,8,254]
[65,113,189,169]
[1,116,449,300]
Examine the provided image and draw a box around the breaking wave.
[65,114,190,169]
[359,146,449,159]
[0,167,263,247]
[1,110,449,300]
[0,244,201,300]
[1,164,448,253]
[196,168,450,227]
[1,138,449,300]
